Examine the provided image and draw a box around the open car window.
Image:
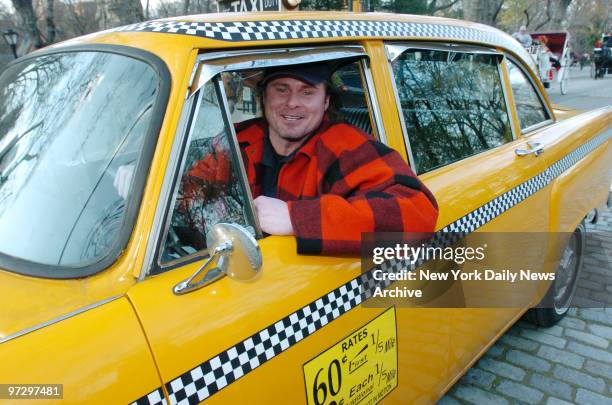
[221,59,376,136]
[155,52,381,271]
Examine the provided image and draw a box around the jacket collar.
[239,117,333,161]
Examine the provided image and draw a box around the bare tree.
[427,0,461,13]
[462,0,505,26]
[57,0,102,36]
[105,0,144,25]
[9,0,58,49]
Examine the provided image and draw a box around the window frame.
[503,55,555,134]
[385,41,517,174]
[144,46,385,277]
[192,45,386,142]
[150,77,259,274]
[0,44,170,279]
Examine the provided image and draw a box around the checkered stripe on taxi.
[131,388,166,405]
[131,131,609,405]
[114,19,531,64]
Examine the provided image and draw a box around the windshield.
[0,50,160,273]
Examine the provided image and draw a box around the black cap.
[261,63,332,87]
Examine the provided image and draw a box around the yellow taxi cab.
[0,11,610,405]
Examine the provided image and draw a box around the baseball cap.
[261,63,332,87]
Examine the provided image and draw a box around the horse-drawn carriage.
[528,31,571,94]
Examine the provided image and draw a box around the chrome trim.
[498,57,519,141]
[0,295,122,344]
[214,76,261,236]
[521,119,554,134]
[199,47,320,62]
[141,91,200,279]
[385,51,417,173]
[155,89,206,272]
[195,46,368,94]
[504,55,555,131]
[173,242,231,295]
[186,58,201,99]
[515,141,545,157]
[585,209,597,223]
[386,42,499,63]
[360,59,386,143]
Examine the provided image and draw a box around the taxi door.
[126,47,451,405]
[381,42,552,387]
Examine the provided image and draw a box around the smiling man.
[229,63,439,255]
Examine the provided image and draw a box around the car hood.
[0,267,133,343]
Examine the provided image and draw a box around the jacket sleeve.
[287,139,438,255]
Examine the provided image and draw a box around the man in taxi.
[188,63,439,255]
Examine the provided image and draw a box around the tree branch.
[534,0,553,31]
[430,0,459,13]
[45,0,55,43]
[491,0,504,25]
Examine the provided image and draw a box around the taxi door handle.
[515,141,545,157]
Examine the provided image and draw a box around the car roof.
[49,12,535,70]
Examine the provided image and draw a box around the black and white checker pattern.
[165,275,365,404]
[131,130,610,405]
[113,18,533,69]
[130,388,166,405]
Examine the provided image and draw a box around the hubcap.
[553,228,583,314]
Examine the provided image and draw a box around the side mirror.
[173,223,262,295]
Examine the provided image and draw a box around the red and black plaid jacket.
[235,118,438,255]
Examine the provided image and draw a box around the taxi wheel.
[525,221,586,327]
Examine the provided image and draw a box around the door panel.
[384,42,552,389]
[128,239,453,404]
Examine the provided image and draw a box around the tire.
[524,221,586,327]
[543,81,550,88]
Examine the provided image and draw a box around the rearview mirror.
[173,223,262,295]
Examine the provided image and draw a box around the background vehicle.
[528,31,571,94]
[592,34,612,79]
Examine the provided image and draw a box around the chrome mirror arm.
[173,241,233,295]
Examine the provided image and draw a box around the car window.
[159,80,253,264]
[506,59,550,131]
[0,51,160,271]
[221,60,375,136]
[390,48,512,174]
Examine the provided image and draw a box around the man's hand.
[254,196,294,236]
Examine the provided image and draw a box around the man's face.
[263,77,330,148]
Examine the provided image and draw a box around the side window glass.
[220,60,375,136]
[160,80,252,264]
[506,60,550,131]
[391,48,512,174]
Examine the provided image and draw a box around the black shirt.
[261,135,292,198]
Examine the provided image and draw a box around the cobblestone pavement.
[439,207,612,405]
